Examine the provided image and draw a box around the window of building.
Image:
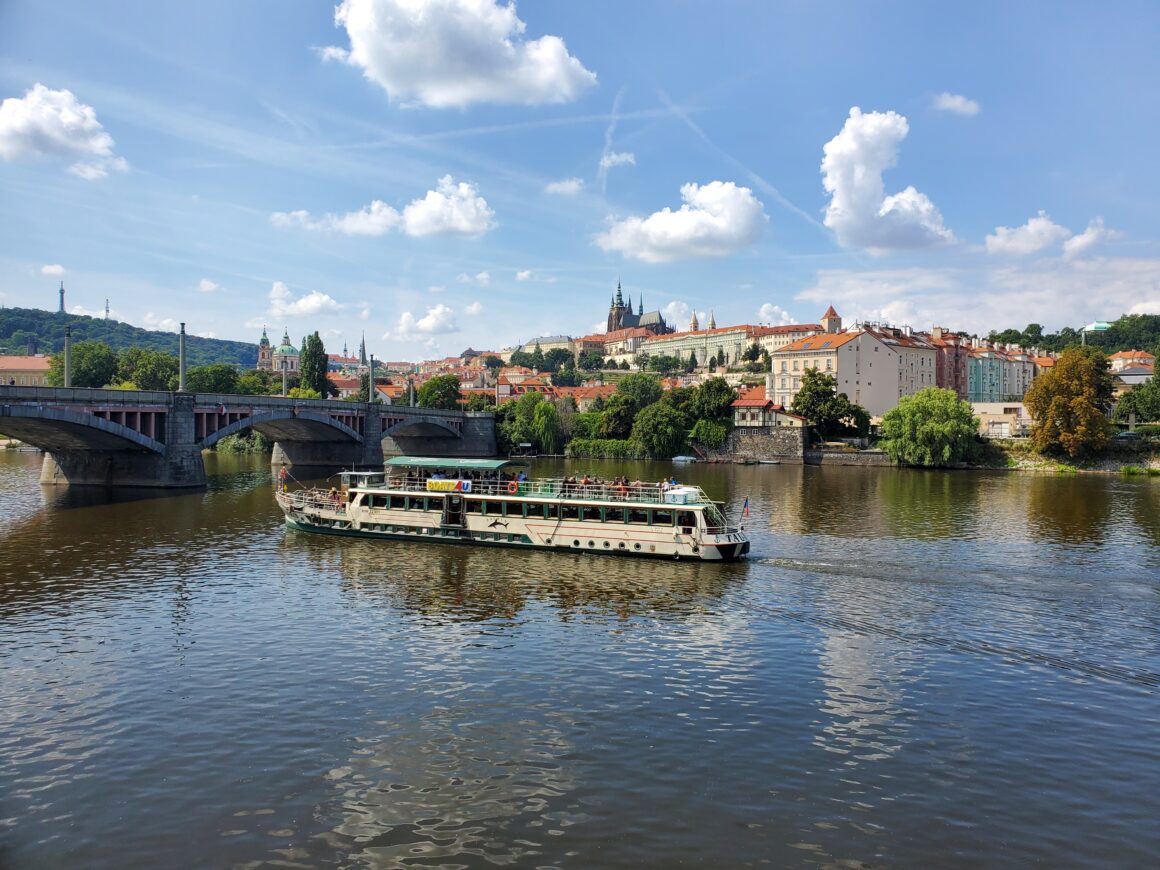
[792,360,799,370]
[826,359,832,370]
[780,361,787,372]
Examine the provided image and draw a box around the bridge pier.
[38,393,206,488]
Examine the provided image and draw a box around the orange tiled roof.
[773,331,860,353]
[1110,350,1156,361]
[0,355,51,370]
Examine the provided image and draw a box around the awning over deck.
[384,456,529,472]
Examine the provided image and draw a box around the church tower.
[690,310,699,331]
[707,311,716,330]
[257,327,273,371]
[359,332,368,367]
[822,305,842,334]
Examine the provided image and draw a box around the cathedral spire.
[615,281,624,307]
[708,310,716,330]
[690,310,699,331]
[359,331,367,366]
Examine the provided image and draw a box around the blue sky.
[2,0,1158,359]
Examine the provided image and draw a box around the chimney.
[931,326,944,340]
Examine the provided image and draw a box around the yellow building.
[0,355,51,386]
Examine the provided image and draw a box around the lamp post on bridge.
[63,326,72,388]
[281,358,289,397]
[178,322,187,391]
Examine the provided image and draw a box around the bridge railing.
[0,385,171,404]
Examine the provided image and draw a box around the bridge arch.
[199,409,364,449]
[0,406,165,454]
[382,415,462,440]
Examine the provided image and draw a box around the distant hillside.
[0,307,257,368]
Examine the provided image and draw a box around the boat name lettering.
[426,479,472,493]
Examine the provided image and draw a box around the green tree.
[299,332,331,397]
[544,347,573,371]
[879,387,981,467]
[689,377,737,422]
[508,350,534,369]
[686,351,698,373]
[659,386,695,428]
[790,368,870,437]
[47,340,118,387]
[464,392,496,411]
[742,342,762,362]
[532,400,563,454]
[631,402,687,458]
[186,363,240,394]
[1115,376,1160,424]
[117,347,179,390]
[236,369,273,396]
[615,372,662,412]
[551,367,581,386]
[287,386,322,399]
[618,360,630,370]
[416,374,462,410]
[529,343,545,372]
[577,350,604,371]
[482,355,503,371]
[1025,346,1114,458]
[599,393,637,439]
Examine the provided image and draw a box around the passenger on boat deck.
[517,470,527,482]
[659,479,670,492]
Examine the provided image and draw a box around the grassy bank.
[981,437,1160,474]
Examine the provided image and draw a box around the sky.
[1,0,1159,360]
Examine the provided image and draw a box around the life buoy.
[507,481,518,494]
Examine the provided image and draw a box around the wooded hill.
[987,313,1160,355]
[0,307,256,368]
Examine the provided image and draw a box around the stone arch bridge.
[0,386,496,488]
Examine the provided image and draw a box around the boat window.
[545,504,559,519]
[651,509,674,526]
[406,496,426,511]
[604,507,624,523]
[677,511,696,530]
[628,508,649,524]
[390,495,407,510]
[562,504,579,520]
[580,506,601,522]
[372,494,390,509]
[465,499,482,514]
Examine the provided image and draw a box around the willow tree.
[879,388,980,467]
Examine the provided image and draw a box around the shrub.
[565,438,647,459]
[689,418,730,449]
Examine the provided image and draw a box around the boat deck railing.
[376,476,713,505]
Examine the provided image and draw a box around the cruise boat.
[275,456,750,561]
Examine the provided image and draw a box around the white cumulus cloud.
[1062,217,1120,260]
[757,303,794,325]
[599,150,635,169]
[515,269,533,281]
[545,177,583,195]
[661,300,706,329]
[464,300,483,315]
[401,176,495,237]
[455,270,490,285]
[268,280,343,318]
[272,176,494,238]
[141,312,179,332]
[325,0,596,108]
[932,92,980,116]
[40,263,64,276]
[394,302,459,337]
[1127,300,1160,315]
[0,84,127,179]
[821,107,954,253]
[198,278,220,293]
[595,181,767,263]
[985,210,1072,255]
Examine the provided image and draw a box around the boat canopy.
[383,456,529,472]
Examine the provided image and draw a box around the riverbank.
[979,437,1160,474]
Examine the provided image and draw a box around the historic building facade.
[606,282,673,336]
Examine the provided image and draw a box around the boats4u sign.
[426,479,472,493]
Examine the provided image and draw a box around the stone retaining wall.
[702,426,806,462]
[804,448,894,467]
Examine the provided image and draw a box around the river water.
[0,450,1157,869]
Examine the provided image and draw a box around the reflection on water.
[0,451,1158,868]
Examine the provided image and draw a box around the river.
[1,450,1157,868]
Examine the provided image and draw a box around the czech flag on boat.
[742,497,750,518]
